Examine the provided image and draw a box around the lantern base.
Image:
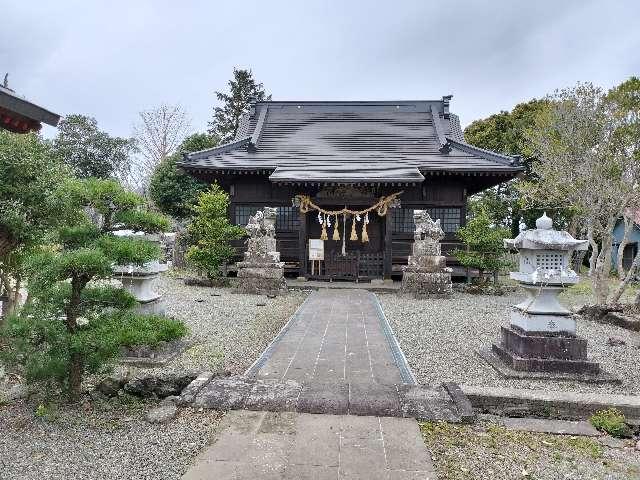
[491,326,600,375]
[477,347,620,384]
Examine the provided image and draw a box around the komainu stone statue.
[235,207,286,295]
[401,210,452,297]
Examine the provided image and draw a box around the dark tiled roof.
[180,98,522,183]
[0,86,60,133]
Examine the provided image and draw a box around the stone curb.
[462,385,640,420]
[443,382,476,424]
[178,371,217,406]
[185,375,472,422]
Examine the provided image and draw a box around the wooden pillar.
[384,212,393,279]
[299,211,307,278]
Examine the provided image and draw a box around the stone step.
[181,374,473,422]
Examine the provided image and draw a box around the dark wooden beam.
[299,211,307,278]
[384,211,393,279]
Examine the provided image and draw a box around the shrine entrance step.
[286,278,400,293]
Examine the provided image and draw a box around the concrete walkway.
[182,290,443,479]
[248,289,413,385]
[183,410,436,480]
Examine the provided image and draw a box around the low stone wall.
[462,385,640,420]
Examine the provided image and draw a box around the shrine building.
[0,83,60,134]
[179,97,522,281]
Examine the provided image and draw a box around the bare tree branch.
[131,104,191,194]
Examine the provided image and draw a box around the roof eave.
[0,88,60,127]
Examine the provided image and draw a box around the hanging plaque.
[309,239,325,261]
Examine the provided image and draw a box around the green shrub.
[454,209,510,285]
[186,183,245,279]
[590,408,632,438]
[0,178,185,402]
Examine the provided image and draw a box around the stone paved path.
[182,410,437,480]
[182,290,444,479]
[247,289,413,385]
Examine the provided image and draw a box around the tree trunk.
[592,221,615,305]
[587,220,598,277]
[65,275,87,402]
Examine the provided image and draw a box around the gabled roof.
[179,97,522,185]
[0,85,60,133]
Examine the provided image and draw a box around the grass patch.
[419,421,626,480]
[590,408,632,438]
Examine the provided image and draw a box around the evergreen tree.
[464,99,552,236]
[454,209,510,285]
[1,178,186,401]
[149,133,218,219]
[52,114,135,180]
[186,184,245,279]
[0,131,71,317]
[208,68,270,142]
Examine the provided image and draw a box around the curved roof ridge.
[445,137,520,167]
[182,136,251,162]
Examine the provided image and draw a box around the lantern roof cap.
[504,213,588,251]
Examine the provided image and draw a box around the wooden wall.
[207,173,470,276]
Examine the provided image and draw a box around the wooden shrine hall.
[179,97,522,281]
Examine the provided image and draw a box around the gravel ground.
[0,276,308,480]
[421,420,640,480]
[380,288,640,394]
[134,275,307,375]
[0,399,223,480]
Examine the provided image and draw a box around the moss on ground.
[420,421,640,480]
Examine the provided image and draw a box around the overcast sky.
[2,0,639,139]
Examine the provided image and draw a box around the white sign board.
[309,239,325,261]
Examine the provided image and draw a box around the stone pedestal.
[235,207,287,296]
[401,211,452,298]
[492,324,600,375]
[113,233,167,315]
[236,259,286,295]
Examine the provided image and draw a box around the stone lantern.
[490,213,605,377]
[112,232,168,315]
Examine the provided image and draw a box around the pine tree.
[1,178,186,401]
[208,68,270,143]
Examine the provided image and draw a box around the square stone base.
[477,348,620,384]
[401,270,452,298]
[235,276,287,296]
[491,343,601,375]
[500,326,587,361]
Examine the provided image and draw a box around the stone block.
[348,382,401,417]
[297,382,349,415]
[492,343,601,375]
[500,326,587,361]
[510,309,576,334]
[236,266,284,279]
[193,376,254,410]
[407,255,446,272]
[244,379,302,412]
[401,270,452,297]
[235,276,286,295]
